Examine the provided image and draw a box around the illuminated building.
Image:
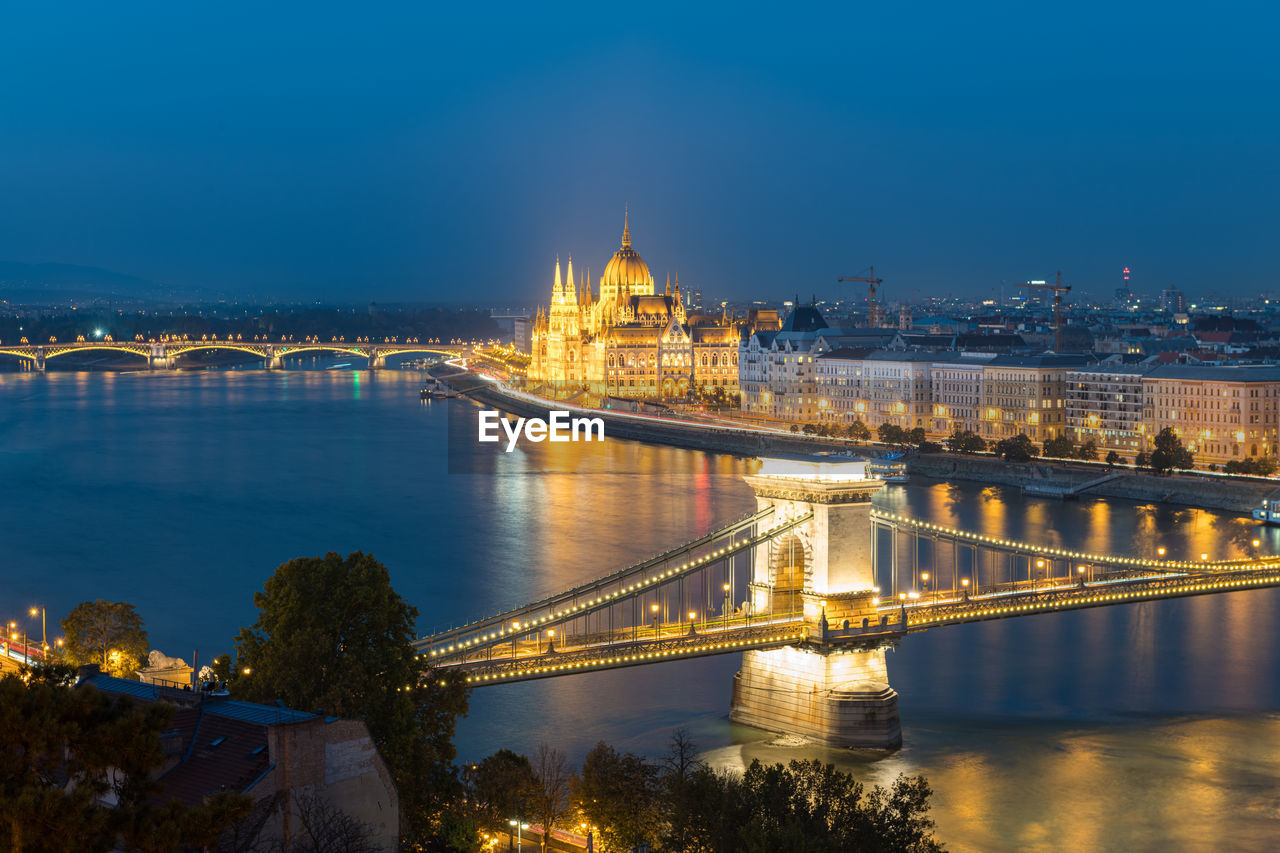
[528,212,760,397]
[1143,365,1280,464]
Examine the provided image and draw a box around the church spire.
[665,272,671,296]
[566,256,576,303]
[553,256,563,303]
[621,206,631,248]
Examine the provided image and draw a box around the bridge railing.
[419,506,782,649]
[424,511,813,663]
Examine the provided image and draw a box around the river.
[2,365,1278,851]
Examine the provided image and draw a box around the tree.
[232,551,470,848]
[657,729,707,853]
[0,664,251,852]
[1105,450,1121,469]
[60,600,149,680]
[572,742,657,853]
[1150,427,1194,474]
[1078,438,1100,461]
[945,430,986,454]
[994,434,1035,462]
[1041,434,1075,459]
[1225,456,1279,476]
[906,427,927,446]
[468,749,539,833]
[671,758,943,853]
[877,423,906,445]
[1135,450,1151,470]
[849,421,871,441]
[530,744,572,852]
[292,791,379,853]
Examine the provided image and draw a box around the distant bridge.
[0,340,469,370]
[417,456,1280,748]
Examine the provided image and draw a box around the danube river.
[4,366,1280,851]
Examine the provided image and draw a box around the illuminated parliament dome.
[598,210,655,304]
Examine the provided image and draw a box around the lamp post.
[1077,565,1087,588]
[651,603,660,638]
[508,819,529,852]
[544,628,555,654]
[688,611,698,636]
[722,582,732,625]
[30,607,46,655]
[921,572,931,607]
[961,577,970,601]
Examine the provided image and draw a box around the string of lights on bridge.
[459,631,807,685]
[425,513,812,659]
[872,511,1276,572]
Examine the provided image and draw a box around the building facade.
[1144,365,1280,464]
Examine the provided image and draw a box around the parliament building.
[529,212,776,398]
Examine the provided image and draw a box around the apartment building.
[1144,365,1280,464]
[1066,364,1154,456]
[739,305,894,420]
[929,356,992,435]
[978,355,1091,443]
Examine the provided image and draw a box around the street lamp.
[722,582,732,623]
[508,819,529,852]
[1157,546,1167,557]
[30,606,46,654]
[688,611,698,635]
[961,577,970,601]
[544,628,555,654]
[1077,565,1087,588]
[651,603,661,637]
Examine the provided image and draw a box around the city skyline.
[1,5,1277,302]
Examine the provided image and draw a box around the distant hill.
[0,261,176,301]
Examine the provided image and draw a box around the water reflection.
[4,370,1279,851]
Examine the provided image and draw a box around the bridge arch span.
[43,345,150,361]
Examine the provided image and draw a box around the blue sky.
[1,2,1276,303]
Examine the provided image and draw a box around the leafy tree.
[918,440,944,454]
[232,551,470,849]
[1078,438,1100,461]
[60,600,149,680]
[994,434,1036,462]
[945,430,986,454]
[1135,450,1151,470]
[670,757,943,853]
[572,742,657,853]
[1150,427,1194,474]
[0,664,251,852]
[468,749,539,833]
[801,423,818,435]
[877,424,906,445]
[530,744,572,853]
[906,427,927,446]
[1105,450,1121,469]
[1225,456,1279,476]
[1041,434,1075,459]
[849,421,871,441]
[210,653,232,684]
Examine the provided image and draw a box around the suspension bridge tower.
[731,455,901,748]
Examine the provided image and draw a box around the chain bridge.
[0,340,468,370]
[418,455,1280,749]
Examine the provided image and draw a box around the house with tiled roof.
[77,666,400,851]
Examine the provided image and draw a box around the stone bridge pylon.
[731,455,901,749]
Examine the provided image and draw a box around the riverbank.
[432,364,858,456]
[435,364,1280,514]
[908,453,1279,513]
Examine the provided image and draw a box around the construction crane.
[838,266,884,328]
[1022,271,1071,352]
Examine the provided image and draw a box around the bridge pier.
[730,456,902,749]
[368,348,385,370]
